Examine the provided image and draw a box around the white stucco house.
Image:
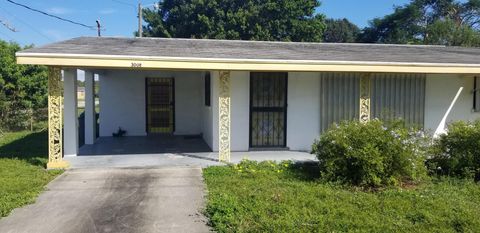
[15,37,480,169]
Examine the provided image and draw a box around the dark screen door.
[249,72,287,148]
[146,78,174,134]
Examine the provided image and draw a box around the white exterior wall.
[174,73,203,135]
[98,70,480,153]
[216,71,322,152]
[63,69,78,156]
[210,71,220,151]
[84,70,96,145]
[204,71,250,152]
[99,70,203,137]
[230,71,250,151]
[425,74,480,132]
[208,71,321,152]
[287,72,321,151]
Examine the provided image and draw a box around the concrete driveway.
[0,167,210,233]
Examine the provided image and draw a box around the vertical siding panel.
[407,75,413,125]
[370,73,426,127]
[354,73,358,120]
[341,74,346,121]
[319,72,361,132]
[374,74,378,119]
[327,73,333,130]
[414,75,420,125]
[333,74,337,125]
[418,75,426,127]
[320,73,324,132]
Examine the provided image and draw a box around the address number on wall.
[131,62,142,68]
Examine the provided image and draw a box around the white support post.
[84,71,96,145]
[63,69,78,156]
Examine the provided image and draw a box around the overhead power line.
[0,18,17,32]
[110,0,136,8]
[5,0,96,30]
[0,7,54,41]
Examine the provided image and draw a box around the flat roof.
[16,37,480,73]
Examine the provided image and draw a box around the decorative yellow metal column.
[218,71,231,162]
[47,67,69,169]
[359,74,371,123]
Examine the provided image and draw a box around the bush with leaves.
[428,120,480,181]
[312,120,429,188]
[0,40,47,131]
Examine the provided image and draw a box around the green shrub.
[428,120,480,181]
[312,120,429,188]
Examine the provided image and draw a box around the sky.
[0,0,412,46]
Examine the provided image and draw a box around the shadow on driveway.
[0,167,211,233]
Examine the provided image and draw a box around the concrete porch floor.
[79,135,212,155]
[67,151,316,169]
[70,136,317,169]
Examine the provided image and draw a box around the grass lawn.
[203,160,480,233]
[0,130,62,218]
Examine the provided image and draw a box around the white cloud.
[99,9,117,15]
[45,7,72,15]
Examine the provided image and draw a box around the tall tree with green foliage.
[323,18,360,43]
[359,0,480,46]
[142,0,326,42]
[0,40,48,130]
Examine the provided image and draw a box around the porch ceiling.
[16,36,480,74]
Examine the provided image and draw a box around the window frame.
[204,72,211,107]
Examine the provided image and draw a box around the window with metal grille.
[205,73,211,106]
[474,76,480,112]
[371,73,426,127]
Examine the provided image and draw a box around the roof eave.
[16,52,480,74]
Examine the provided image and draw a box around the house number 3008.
[131,62,142,68]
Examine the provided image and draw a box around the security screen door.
[146,78,174,134]
[250,72,287,148]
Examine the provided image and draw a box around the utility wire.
[110,0,136,8]
[5,0,96,30]
[0,18,17,32]
[0,7,54,41]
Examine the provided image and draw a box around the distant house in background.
[15,37,480,169]
[77,86,85,100]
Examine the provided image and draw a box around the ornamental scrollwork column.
[218,71,231,162]
[47,67,69,169]
[359,74,371,123]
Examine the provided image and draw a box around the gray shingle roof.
[17,36,480,65]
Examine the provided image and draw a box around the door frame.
[145,77,175,134]
[249,72,288,148]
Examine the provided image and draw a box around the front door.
[146,78,174,134]
[249,72,288,148]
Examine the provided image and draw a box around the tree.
[323,18,360,43]
[0,40,48,130]
[359,0,480,46]
[142,0,326,42]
